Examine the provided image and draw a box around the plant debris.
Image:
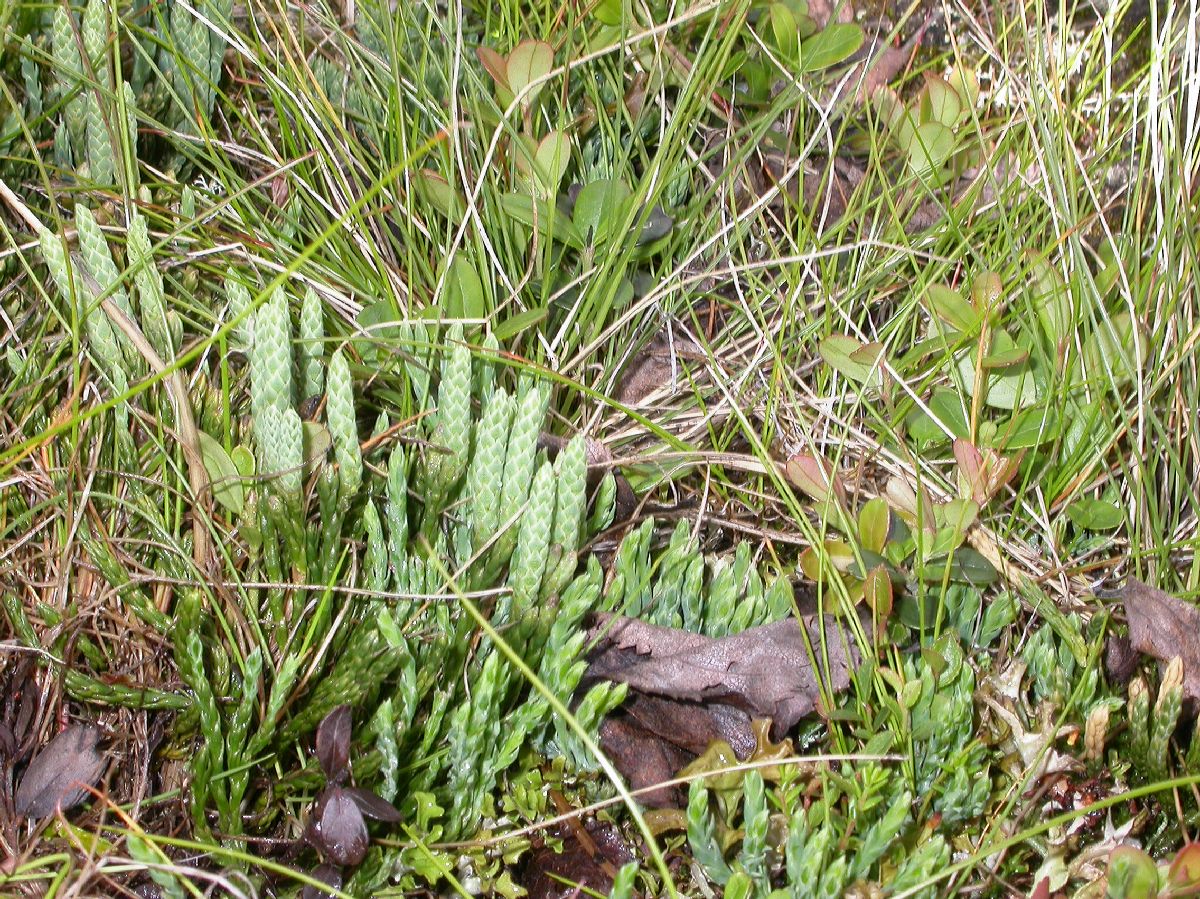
[1119,578,1200,706]
[584,611,860,806]
[586,611,860,728]
[520,816,636,899]
[14,723,106,818]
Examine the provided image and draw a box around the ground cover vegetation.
[0,0,1198,894]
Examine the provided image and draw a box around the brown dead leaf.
[14,723,105,818]
[598,715,691,808]
[521,817,636,899]
[586,611,860,807]
[586,611,861,736]
[624,693,756,759]
[1121,578,1200,705]
[615,334,706,406]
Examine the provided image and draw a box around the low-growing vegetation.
[0,0,1198,895]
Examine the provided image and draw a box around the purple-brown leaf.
[306,786,368,866]
[315,705,352,784]
[301,863,343,899]
[344,786,402,823]
[14,723,105,818]
[1121,578,1200,704]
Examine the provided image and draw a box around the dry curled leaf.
[14,723,105,818]
[615,334,706,406]
[586,611,861,736]
[520,817,634,899]
[1120,579,1200,706]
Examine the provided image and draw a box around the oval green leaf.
[1065,497,1123,531]
[198,430,244,516]
[800,23,863,73]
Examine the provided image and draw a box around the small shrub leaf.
[315,705,352,783]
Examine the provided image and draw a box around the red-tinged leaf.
[476,46,509,89]
[505,40,554,100]
[1028,875,1051,899]
[953,438,984,502]
[784,452,846,507]
[344,786,402,822]
[315,705,352,784]
[971,271,1003,314]
[306,786,369,867]
[15,724,106,818]
[1169,843,1200,894]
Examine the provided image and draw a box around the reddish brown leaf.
[598,716,690,808]
[805,0,855,29]
[301,863,343,899]
[1121,579,1200,704]
[14,723,105,818]
[624,694,756,759]
[784,452,847,508]
[615,334,705,406]
[520,819,635,899]
[315,705,352,784]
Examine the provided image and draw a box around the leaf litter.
[1117,578,1200,708]
[583,608,862,807]
[14,723,106,818]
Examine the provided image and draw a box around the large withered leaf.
[623,693,755,759]
[1121,579,1200,703]
[15,723,105,818]
[315,705,352,784]
[585,611,861,735]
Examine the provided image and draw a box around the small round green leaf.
[506,41,554,103]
